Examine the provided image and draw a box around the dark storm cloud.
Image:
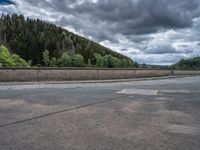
[127,35,151,44]
[59,0,196,36]
[19,0,199,39]
[56,16,119,43]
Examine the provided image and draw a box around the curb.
[0,75,198,86]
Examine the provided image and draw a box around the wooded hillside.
[0,14,136,68]
[173,57,200,70]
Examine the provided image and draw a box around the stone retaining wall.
[0,68,199,82]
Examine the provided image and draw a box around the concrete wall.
[0,68,199,82]
[173,70,200,76]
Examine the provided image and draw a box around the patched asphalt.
[0,76,200,150]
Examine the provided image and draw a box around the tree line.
[0,45,138,68]
[42,50,138,68]
[0,14,137,68]
[173,57,200,70]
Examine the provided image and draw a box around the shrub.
[0,45,29,67]
[103,54,121,68]
[50,57,57,67]
[57,53,71,67]
[94,53,104,67]
[72,54,84,67]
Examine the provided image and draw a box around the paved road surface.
[0,77,200,150]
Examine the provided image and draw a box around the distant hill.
[139,63,170,69]
[173,57,200,70]
[0,14,136,67]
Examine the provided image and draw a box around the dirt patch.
[0,99,49,109]
[0,99,26,108]
[119,101,143,113]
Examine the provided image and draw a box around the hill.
[173,57,200,70]
[0,14,136,68]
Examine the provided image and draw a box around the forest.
[0,14,137,68]
[173,57,200,70]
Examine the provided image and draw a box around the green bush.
[72,54,84,67]
[0,45,15,67]
[103,54,113,68]
[121,59,129,68]
[94,53,104,67]
[50,57,57,67]
[102,54,121,68]
[57,53,71,67]
[0,45,29,67]
[112,57,121,68]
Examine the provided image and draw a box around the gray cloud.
[61,0,196,36]
[120,48,128,52]
[0,0,200,65]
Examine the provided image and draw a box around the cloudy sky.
[0,0,200,65]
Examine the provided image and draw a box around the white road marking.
[117,89,158,95]
[166,125,200,135]
[117,88,200,95]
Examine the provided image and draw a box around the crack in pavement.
[0,95,127,128]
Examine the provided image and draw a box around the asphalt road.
[0,76,200,150]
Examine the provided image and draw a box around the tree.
[50,57,57,67]
[57,52,71,67]
[72,54,84,67]
[87,59,92,67]
[0,45,29,67]
[94,53,104,67]
[12,54,29,67]
[0,45,15,67]
[103,55,113,68]
[112,57,121,68]
[121,59,129,68]
[42,50,50,66]
[103,54,121,68]
[174,57,200,70]
[0,14,136,66]
[132,61,138,68]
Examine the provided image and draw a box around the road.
[0,76,200,150]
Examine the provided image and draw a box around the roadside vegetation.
[0,45,29,67]
[42,49,137,68]
[0,45,138,68]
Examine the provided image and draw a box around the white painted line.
[166,125,200,135]
[117,89,158,96]
[154,90,159,95]
[161,90,191,94]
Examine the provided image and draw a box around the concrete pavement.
[0,76,200,150]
